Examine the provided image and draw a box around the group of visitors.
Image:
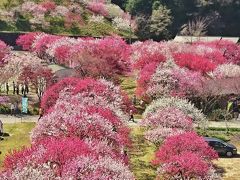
[5,81,29,96]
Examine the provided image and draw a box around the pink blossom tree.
[32,98,131,150]
[40,77,134,114]
[16,32,40,51]
[1,137,134,180]
[0,40,11,66]
[141,107,193,143]
[153,132,218,179]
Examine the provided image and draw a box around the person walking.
[10,103,15,116]
[13,81,15,94]
[129,109,135,122]
[21,84,24,95]
[232,99,239,120]
[132,95,137,105]
[38,108,44,121]
[14,102,18,116]
[16,83,19,95]
[25,82,29,94]
[6,82,9,95]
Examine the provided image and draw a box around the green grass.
[120,76,137,98]
[129,126,157,180]
[0,122,36,167]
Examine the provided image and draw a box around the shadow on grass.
[219,154,240,159]
[214,164,226,178]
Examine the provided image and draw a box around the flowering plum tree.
[143,96,206,122]
[153,132,218,179]
[32,33,61,58]
[32,98,131,149]
[3,137,91,171]
[41,78,134,114]
[0,40,11,66]
[195,40,240,64]
[1,137,134,180]
[0,52,43,83]
[62,155,134,180]
[210,63,240,78]
[87,2,109,17]
[141,107,193,143]
[40,77,81,112]
[16,32,40,51]
[18,33,132,81]
[146,60,203,99]
[69,36,131,81]
[173,53,216,74]
[39,1,56,12]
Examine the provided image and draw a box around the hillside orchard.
[0,32,240,179]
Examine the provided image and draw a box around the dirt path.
[0,114,38,124]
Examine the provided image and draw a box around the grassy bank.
[0,122,35,167]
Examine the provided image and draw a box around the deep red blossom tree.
[1,137,134,179]
[16,32,39,51]
[174,53,216,73]
[153,132,218,179]
[136,62,159,98]
[32,34,61,58]
[40,77,80,112]
[54,45,72,64]
[195,40,240,64]
[132,41,166,71]
[3,137,91,172]
[41,77,134,114]
[70,37,132,81]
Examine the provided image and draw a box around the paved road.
[0,114,38,124]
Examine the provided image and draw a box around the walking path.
[1,114,240,128]
[0,114,38,124]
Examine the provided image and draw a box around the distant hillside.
[0,0,137,38]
